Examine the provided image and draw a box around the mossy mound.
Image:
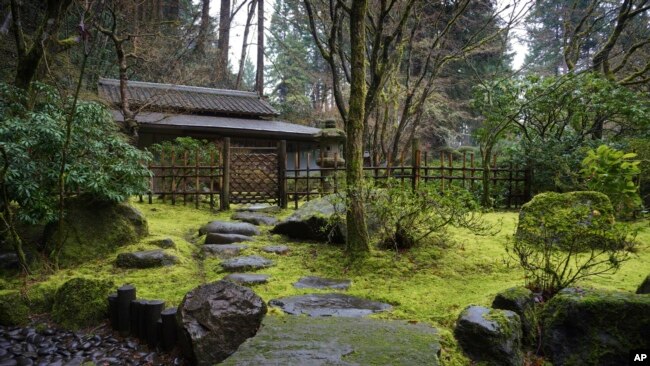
[51,277,114,329]
[516,191,617,250]
[541,287,650,365]
[0,291,30,326]
[45,199,148,267]
[271,195,345,243]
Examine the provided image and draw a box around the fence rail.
[144,139,531,210]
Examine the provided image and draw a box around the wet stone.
[203,244,248,258]
[204,233,252,245]
[235,204,281,214]
[223,273,270,286]
[261,246,290,255]
[293,276,351,290]
[231,212,279,226]
[220,256,275,272]
[269,293,392,317]
[115,250,178,269]
[149,238,175,249]
[199,221,260,237]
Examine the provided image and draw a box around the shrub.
[510,191,635,298]
[0,83,151,267]
[581,145,642,219]
[368,179,489,250]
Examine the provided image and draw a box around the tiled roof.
[111,111,320,140]
[99,78,279,118]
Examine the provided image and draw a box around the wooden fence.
[144,139,530,210]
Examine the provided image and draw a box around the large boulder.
[0,291,29,326]
[637,274,650,294]
[199,221,260,237]
[541,287,650,366]
[271,195,345,243]
[176,281,267,365]
[51,278,114,329]
[454,305,523,366]
[516,191,617,251]
[44,199,148,267]
[491,287,537,345]
[115,249,178,268]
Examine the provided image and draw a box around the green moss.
[51,277,114,329]
[1,198,647,365]
[0,290,30,326]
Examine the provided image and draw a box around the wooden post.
[508,162,514,208]
[440,151,445,192]
[107,293,118,330]
[143,300,165,347]
[117,285,136,337]
[209,150,215,210]
[171,147,176,205]
[195,150,200,209]
[462,152,467,189]
[278,140,287,209]
[306,152,311,201]
[160,307,177,352]
[183,151,188,205]
[161,150,166,204]
[470,152,475,190]
[411,138,420,191]
[221,137,230,210]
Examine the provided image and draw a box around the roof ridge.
[98,78,260,99]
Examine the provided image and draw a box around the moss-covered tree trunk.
[345,0,370,255]
[11,0,73,90]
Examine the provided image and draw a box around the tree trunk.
[196,0,210,55]
[217,0,231,84]
[235,0,256,89]
[12,0,74,90]
[254,0,264,95]
[346,0,370,256]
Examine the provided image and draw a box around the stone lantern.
[316,119,345,191]
[316,119,346,168]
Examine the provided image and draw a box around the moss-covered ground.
[2,199,648,365]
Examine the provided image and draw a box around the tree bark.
[346,0,370,255]
[254,0,264,95]
[235,0,256,89]
[11,0,74,90]
[217,0,231,83]
[196,0,210,55]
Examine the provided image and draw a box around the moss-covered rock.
[541,287,650,365]
[0,291,30,326]
[115,249,179,268]
[271,195,346,243]
[454,305,523,366]
[637,274,650,294]
[516,191,618,251]
[44,199,148,267]
[51,277,114,329]
[492,286,538,346]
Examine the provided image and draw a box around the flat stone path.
[220,256,275,272]
[223,273,270,285]
[203,244,248,258]
[293,276,351,290]
[222,316,440,366]
[261,245,290,255]
[269,293,391,317]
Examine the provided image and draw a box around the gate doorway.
[230,146,279,205]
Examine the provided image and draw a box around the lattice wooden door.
[230,148,279,204]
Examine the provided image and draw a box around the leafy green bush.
[368,179,490,250]
[510,191,635,298]
[0,83,151,267]
[580,145,642,219]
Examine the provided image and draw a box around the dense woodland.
[0,0,649,259]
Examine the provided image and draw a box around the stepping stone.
[205,233,253,245]
[115,250,178,268]
[232,212,279,226]
[221,256,275,272]
[199,221,260,236]
[224,273,270,285]
[203,244,248,258]
[269,293,392,318]
[236,203,281,214]
[293,276,351,290]
[262,245,290,255]
[149,237,175,249]
[222,316,441,366]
